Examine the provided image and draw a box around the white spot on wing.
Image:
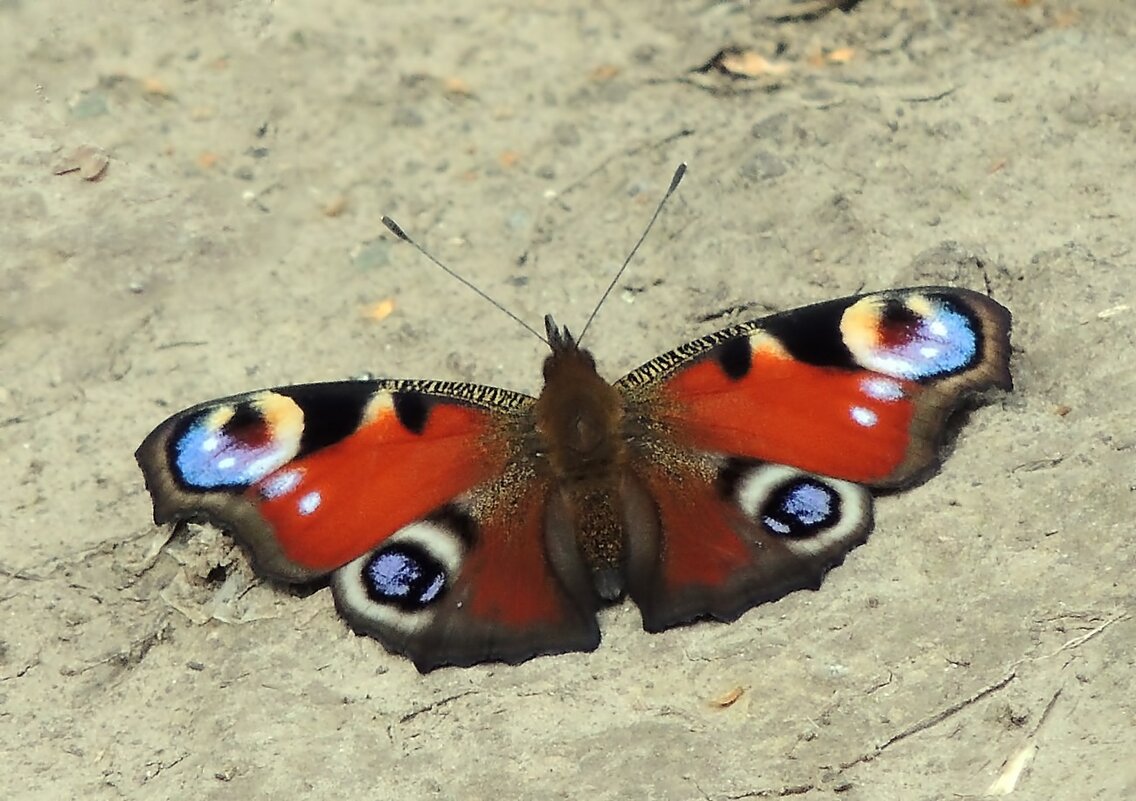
[217,456,236,470]
[861,376,904,402]
[851,406,878,427]
[260,469,302,499]
[765,518,791,535]
[298,491,322,516]
[920,346,940,359]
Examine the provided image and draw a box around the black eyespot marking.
[363,543,447,610]
[877,298,922,345]
[761,478,841,538]
[278,384,374,455]
[715,337,753,380]
[880,297,920,326]
[430,507,477,548]
[226,402,263,431]
[392,391,431,435]
[763,300,856,369]
[716,459,749,499]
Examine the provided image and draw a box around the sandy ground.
[1,1,1133,799]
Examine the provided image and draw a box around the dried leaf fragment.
[321,194,348,218]
[141,77,173,98]
[696,48,792,79]
[987,743,1037,795]
[807,45,856,68]
[709,686,746,708]
[589,64,621,82]
[443,77,474,97]
[365,298,397,322]
[827,47,856,64]
[53,146,110,181]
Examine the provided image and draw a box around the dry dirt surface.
[1,1,1133,799]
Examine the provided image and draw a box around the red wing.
[331,483,601,672]
[136,380,529,582]
[618,287,1012,488]
[623,458,874,631]
[139,380,603,671]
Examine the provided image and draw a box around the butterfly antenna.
[577,162,687,344]
[381,216,548,344]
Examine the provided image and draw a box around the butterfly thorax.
[533,320,631,599]
[535,351,625,479]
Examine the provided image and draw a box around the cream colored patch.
[749,330,790,359]
[904,293,935,319]
[386,520,465,576]
[202,404,236,431]
[363,390,397,424]
[839,296,884,356]
[252,392,305,446]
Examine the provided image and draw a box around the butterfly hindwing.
[332,484,602,671]
[623,459,873,631]
[135,380,530,582]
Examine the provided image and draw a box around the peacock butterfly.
[135,173,1012,672]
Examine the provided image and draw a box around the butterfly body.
[137,287,1011,671]
[532,321,630,597]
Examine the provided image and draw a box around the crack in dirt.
[61,622,172,677]
[835,608,1130,777]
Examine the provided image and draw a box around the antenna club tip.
[382,216,410,241]
[668,163,687,191]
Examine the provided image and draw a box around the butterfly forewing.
[617,287,1012,487]
[135,380,532,581]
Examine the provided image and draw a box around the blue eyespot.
[173,413,290,490]
[363,545,447,610]
[872,300,978,380]
[762,479,840,537]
